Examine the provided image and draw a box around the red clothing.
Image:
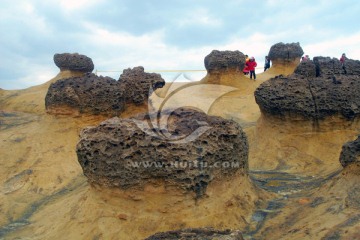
[246,60,257,71]
[340,56,346,64]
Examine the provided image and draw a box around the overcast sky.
[1,0,360,89]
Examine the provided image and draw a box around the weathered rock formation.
[145,228,244,240]
[200,50,249,87]
[76,108,248,198]
[204,50,245,73]
[255,57,360,122]
[120,66,165,105]
[54,53,94,73]
[45,67,165,116]
[266,42,304,75]
[340,136,360,169]
[268,42,304,61]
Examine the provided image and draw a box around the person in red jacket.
[246,56,257,80]
[340,53,347,66]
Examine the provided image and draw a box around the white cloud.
[303,32,360,59]
[1,0,359,89]
[176,8,223,27]
[58,0,104,11]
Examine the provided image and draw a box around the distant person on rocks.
[302,55,310,61]
[340,53,347,66]
[340,53,347,74]
[264,56,271,71]
[243,54,250,75]
[246,56,257,80]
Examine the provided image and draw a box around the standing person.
[340,53,347,74]
[264,56,271,71]
[340,53,347,66]
[246,56,257,80]
[243,54,250,75]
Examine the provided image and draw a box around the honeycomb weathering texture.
[45,67,165,116]
[204,50,246,73]
[76,108,249,198]
[255,57,360,120]
[54,53,94,72]
[267,42,304,60]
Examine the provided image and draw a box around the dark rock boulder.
[268,42,304,61]
[45,67,165,116]
[54,53,94,73]
[255,57,360,120]
[45,73,124,116]
[145,228,244,240]
[76,108,249,198]
[119,66,165,105]
[340,136,360,168]
[294,60,317,77]
[204,50,245,73]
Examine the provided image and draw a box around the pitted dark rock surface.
[268,42,304,61]
[204,50,245,73]
[119,66,165,105]
[45,67,164,116]
[255,57,360,120]
[294,60,317,77]
[54,53,94,72]
[340,136,360,169]
[145,228,244,240]
[313,56,360,76]
[76,108,249,197]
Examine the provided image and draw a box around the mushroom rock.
[145,228,244,240]
[255,56,360,130]
[266,42,304,75]
[339,136,360,170]
[45,67,165,117]
[54,53,94,73]
[76,107,249,198]
[200,50,248,87]
[251,56,360,175]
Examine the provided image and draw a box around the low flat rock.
[145,228,244,240]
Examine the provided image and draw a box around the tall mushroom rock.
[200,50,248,87]
[266,42,304,75]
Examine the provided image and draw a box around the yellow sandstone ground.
[1,62,359,239]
